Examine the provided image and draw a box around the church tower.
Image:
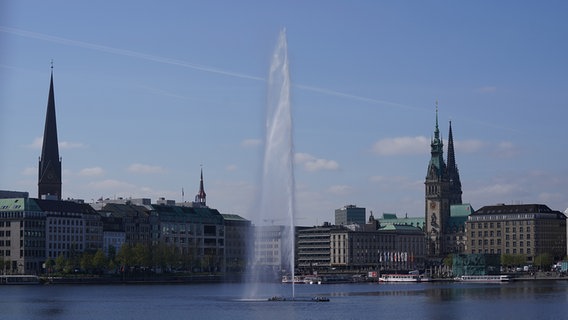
[38,66,62,200]
[194,168,207,207]
[445,121,462,205]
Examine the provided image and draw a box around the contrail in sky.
[0,26,264,81]
[0,26,418,111]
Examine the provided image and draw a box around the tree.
[534,253,553,271]
[116,244,134,268]
[92,249,107,273]
[501,254,526,271]
[80,252,94,273]
[55,255,66,273]
[133,243,151,268]
[443,254,453,268]
[44,258,55,274]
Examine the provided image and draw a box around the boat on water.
[281,275,321,284]
[378,273,430,283]
[456,275,511,282]
[0,275,40,285]
[312,296,330,302]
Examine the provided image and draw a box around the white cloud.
[127,163,166,174]
[370,175,423,190]
[79,167,104,176]
[22,167,36,176]
[27,137,85,149]
[241,139,262,148]
[492,141,520,158]
[295,153,339,172]
[59,141,86,149]
[226,164,238,172]
[372,136,429,156]
[454,139,484,153]
[28,137,43,149]
[88,179,136,190]
[327,185,354,196]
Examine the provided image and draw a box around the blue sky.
[1,1,567,226]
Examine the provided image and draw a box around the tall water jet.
[247,28,296,299]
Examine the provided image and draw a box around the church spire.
[428,101,445,177]
[194,168,206,207]
[38,64,62,200]
[446,120,463,204]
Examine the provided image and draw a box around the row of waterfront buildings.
[1,191,566,276]
[1,69,566,276]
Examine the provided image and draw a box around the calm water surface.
[1,281,566,320]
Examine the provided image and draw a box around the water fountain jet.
[245,28,296,300]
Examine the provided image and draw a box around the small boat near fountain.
[267,296,330,302]
[268,296,287,301]
[312,296,330,302]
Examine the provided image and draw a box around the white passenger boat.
[0,275,40,285]
[378,273,430,282]
[457,275,511,282]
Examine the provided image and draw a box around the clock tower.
[424,102,461,258]
[38,66,62,200]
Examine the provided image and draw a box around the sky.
[1,1,568,226]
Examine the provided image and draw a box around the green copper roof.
[222,214,250,222]
[451,203,474,217]
[0,198,42,212]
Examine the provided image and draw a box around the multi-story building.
[101,203,152,246]
[297,216,426,273]
[0,197,102,274]
[335,205,366,225]
[253,225,287,274]
[151,204,225,272]
[99,213,126,257]
[38,199,102,260]
[297,224,336,272]
[329,224,425,272]
[0,198,45,274]
[222,214,251,272]
[425,105,464,258]
[466,204,567,263]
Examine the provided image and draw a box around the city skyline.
[1,1,567,225]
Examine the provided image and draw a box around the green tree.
[133,243,151,267]
[44,258,55,274]
[55,255,66,273]
[116,244,134,268]
[534,253,553,271]
[443,254,453,268]
[80,252,94,273]
[501,254,526,271]
[92,249,107,273]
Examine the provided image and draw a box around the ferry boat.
[0,275,40,285]
[378,273,430,282]
[456,275,511,282]
[281,275,321,284]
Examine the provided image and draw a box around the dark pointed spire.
[446,120,462,204]
[195,167,206,206]
[38,65,62,200]
[428,101,445,177]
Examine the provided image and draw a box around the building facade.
[222,214,251,272]
[0,197,102,274]
[335,205,366,225]
[466,204,567,263]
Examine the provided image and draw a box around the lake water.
[1,280,567,320]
